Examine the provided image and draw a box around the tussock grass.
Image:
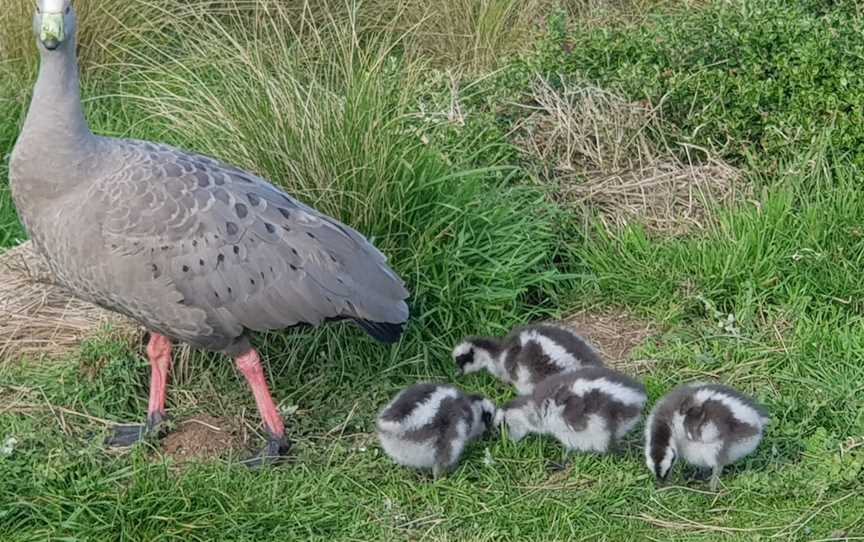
[516,77,741,233]
[392,0,549,72]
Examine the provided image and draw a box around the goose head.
[34,0,76,52]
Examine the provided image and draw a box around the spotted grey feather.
[91,140,408,346]
[14,133,408,355]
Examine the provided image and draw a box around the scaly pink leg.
[235,348,291,465]
[146,333,172,419]
[105,332,172,447]
[235,349,284,437]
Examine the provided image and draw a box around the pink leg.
[235,349,285,437]
[146,333,173,418]
[105,332,172,447]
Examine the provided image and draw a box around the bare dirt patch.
[514,78,745,235]
[564,307,659,373]
[161,415,242,462]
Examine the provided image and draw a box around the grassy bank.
[1,0,862,540]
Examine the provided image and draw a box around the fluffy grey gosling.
[377,383,496,478]
[495,367,646,457]
[645,382,769,491]
[452,324,604,395]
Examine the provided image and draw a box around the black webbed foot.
[240,433,292,468]
[105,412,165,448]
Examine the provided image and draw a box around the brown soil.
[564,307,659,373]
[161,415,241,462]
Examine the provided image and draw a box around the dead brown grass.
[564,306,659,373]
[515,78,743,234]
[0,241,139,363]
[559,0,709,27]
[392,0,550,72]
[0,0,675,86]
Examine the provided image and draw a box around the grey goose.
[10,0,410,465]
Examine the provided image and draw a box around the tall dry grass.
[392,0,550,72]
[515,77,742,234]
[0,0,674,84]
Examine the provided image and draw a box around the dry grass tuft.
[0,0,545,77]
[0,1,305,70]
[559,0,709,27]
[515,78,743,234]
[0,242,140,363]
[393,0,550,72]
[564,306,658,373]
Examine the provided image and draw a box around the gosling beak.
[40,12,65,50]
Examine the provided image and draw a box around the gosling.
[452,323,604,395]
[376,383,496,478]
[645,382,769,491]
[495,367,646,457]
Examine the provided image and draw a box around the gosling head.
[34,0,76,52]
[646,420,677,482]
[452,337,499,376]
[494,396,536,442]
[467,394,498,435]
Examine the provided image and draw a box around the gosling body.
[495,367,646,455]
[645,382,769,490]
[453,324,603,395]
[377,383,495,477]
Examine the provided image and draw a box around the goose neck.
[21,37,94,151]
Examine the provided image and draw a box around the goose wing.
[97,140,409,338]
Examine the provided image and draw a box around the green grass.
[2,0,864,540]
[0,71,26,246]
[534,0,864,170]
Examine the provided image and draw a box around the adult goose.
[10,0,410,464]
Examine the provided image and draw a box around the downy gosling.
[453,323,604,395]
[645,382,769,491]
[495,367,646,457]
[377,383,496,478]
